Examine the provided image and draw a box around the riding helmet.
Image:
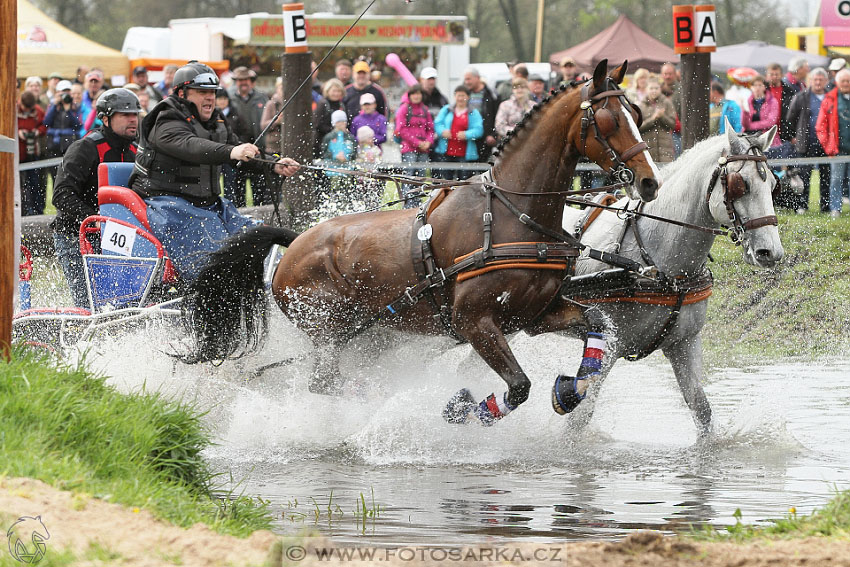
[172,61,220,95]
[96,88,142,118]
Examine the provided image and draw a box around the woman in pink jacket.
[741,76,781,148]
[395,84,435,208]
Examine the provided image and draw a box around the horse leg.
[662,335,713,435]
[443,317,531,426]
[550,306,611,415]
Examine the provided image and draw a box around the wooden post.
[680,52,711,150]
[534,0,545,63]
[0,0,17,359]
[280,3,314,228]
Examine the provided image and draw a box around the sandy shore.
[2,477,848,566]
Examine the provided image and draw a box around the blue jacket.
[433,105,484,161]
[712,99,742,134]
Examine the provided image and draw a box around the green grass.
[691,490,850,542]
[703,206,850,363]
[0,348,274,539]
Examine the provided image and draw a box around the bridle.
[705,144,779,245]
[579,79,647,186]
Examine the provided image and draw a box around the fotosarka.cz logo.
[6,516,50,564]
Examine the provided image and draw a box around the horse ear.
[592,59,609,92]
[756,125,777,151]
[725,118,743,152]
[610,60,628,84]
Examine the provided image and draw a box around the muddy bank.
[3,477,848,567]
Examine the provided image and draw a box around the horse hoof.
[443,388,477,424]
[552,375,586,415]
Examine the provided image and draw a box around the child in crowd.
[321,109,357,209]
[355,125,383,209]
[350,93,386,148]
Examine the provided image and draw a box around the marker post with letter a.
[673,4,716,151]
[280,2,315,225]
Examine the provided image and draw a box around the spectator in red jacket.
[816,68,850,217]
[17,91,47,215]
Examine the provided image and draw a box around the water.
[78,319,850,544]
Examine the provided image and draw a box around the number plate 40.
[101,221,137,256]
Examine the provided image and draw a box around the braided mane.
[490,80,582,165]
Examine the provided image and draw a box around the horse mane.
[491,81,581,165]
[645,135,729,222]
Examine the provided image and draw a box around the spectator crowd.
[16,54,850,219]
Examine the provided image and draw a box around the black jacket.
[422,87,448,120]
[470,83,499,160]
[52,126,137,234]
[779,77,803,142]
[786,88,827,155]
[131,96,241,206]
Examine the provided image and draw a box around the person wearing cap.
[335,59,353,86]
[418,66,448,120]
[51,88,142,307]
[321,109,357,205]
[80,69,106,134]
[827,58,846,92]
[132,66,163,110]
[43,80,82,162]
[129,61,299,283]
[350,92,387,149]
[559,57,578,84]
[227,66,271,206]
[343,60,388,123]
[46,72,63,102]
[527,73,546,103]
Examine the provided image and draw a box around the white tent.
[17,0,128,79]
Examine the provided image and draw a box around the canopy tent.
[711,41,830,74]
[17,0,128,80]
[549,15,677,74]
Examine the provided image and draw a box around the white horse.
[558,120,784,434]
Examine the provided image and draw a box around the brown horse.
[182,60,662,425]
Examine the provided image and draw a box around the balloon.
[385,53,418,87]
[727,67,758,86]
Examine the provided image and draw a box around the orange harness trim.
[454,241,572,283]
[575,286,713,306]
[580,194,619,234]
[456,260,569,283]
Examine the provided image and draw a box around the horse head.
[706,118,784,268]
[569,59,662,202]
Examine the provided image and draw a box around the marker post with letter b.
[673,4,716,151]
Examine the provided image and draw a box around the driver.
[52,88,141,308]
[129,61,299,282]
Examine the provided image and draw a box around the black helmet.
[172,61,219,95]
[96,88,142,118]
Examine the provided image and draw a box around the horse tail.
[179,225,299,363]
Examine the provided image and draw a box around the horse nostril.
[641,178,658,192]
[640,177,659,199]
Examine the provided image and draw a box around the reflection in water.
[88,327,850,544]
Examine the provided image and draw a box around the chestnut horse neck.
[488,83,588,228]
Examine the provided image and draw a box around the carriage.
[12,162,185,352]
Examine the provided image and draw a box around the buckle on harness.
[519,213,531,224]
[405,287,419,304]
[483,212,493,223]
[430,268,447,286]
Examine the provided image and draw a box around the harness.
[705,149,779,245]
[579,81,647,185]
[563,143,778,360]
